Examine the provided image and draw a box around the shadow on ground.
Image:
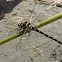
[0,0,23,20]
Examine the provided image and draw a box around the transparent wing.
[8,28,21,36]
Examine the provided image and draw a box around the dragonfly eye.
[18,23,21,28]
[28,23,30,26]
[21,23,22,24]
[25,21,27,23]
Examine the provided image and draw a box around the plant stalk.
[0,12,62,45]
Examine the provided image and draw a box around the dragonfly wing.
[8,28,20,36]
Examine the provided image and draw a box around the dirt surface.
[0,0,62,62]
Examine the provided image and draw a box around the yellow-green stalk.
[0,12,62,45]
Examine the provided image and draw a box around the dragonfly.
[17,21,62,44]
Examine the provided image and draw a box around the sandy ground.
[0,0,62,62]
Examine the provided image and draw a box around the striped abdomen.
[29,25,62,44]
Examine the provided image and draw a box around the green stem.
[33,12,62,28]
[0,31,24,45]
[0,12,62,45]
[0,34,20,45]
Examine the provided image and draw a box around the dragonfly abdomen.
[29,25,62,44]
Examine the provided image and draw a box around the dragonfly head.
[18,21,28,28]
